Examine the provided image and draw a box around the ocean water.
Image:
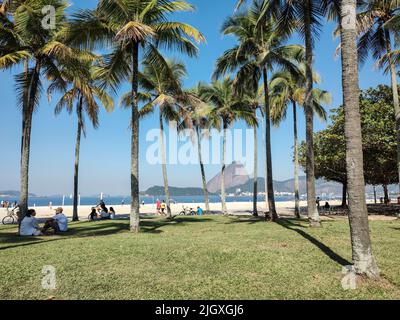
[0,194,319,207]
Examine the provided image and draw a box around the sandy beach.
[2,199,393,221]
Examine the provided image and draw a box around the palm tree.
[355,0,400,195]
[241,88,264,216]
[236,0,325,229]
[179,83,212,214]
[48,60,114,221]
[339,0,380,278]
[68,0,205,232]
[214,1,304,221]
[122,58,189,219]
[0,0,87,223]
[200,78,257,215]
[269,67,330,218]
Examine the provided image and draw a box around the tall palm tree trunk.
[262,116,268,210]
[221,120,228,215]
[385,32,400,194]
[19,61,41,226]
[253,124,258,217]
[383,184,389,205]
[262,66,277,220]
[72,97,83,222]
[304,0,321,227]
[196,126,210,214]
[341,181,347,207]
[130,42,140,233]
[159,109,172,218]
[340,0,379,278]
[293,101,300,219]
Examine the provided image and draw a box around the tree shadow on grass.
[227,215,309,228]
[276,219,351,267]
[0,216,212,251]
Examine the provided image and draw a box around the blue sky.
[0,0,390,196]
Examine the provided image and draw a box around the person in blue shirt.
[197,207,203,216]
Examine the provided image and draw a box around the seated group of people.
[20,207,68,236]
[89,201,116,221]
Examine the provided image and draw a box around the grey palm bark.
[304,0,321,227]
[159,110,172,218]
[262,67,278,220]
[72,97,83,222]
[221,120,228,215]
[130,43,140,233]
[262,117,268,211]
[196,126,210,214]
[385,32,400,195]
[293,101,300,219]
[253,124,258,216]
[340,0,380,278]
[19,61,41,226]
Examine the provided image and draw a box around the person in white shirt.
[20,209,42,236]
[53,207,68,232]
[42,207,68,234]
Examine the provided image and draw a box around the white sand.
[0,199,340,219]
[1,199,394,221]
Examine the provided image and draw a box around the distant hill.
[226,177,343,195]
[0,190,37,198]
[207,162,250,193]
[142,186,213,197]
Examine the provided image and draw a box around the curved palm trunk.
[385,33,400,195]
[262,67,277,221]
[196,126,210,214]
[72,97,83,222]
[293,101,300,219]
[19,61,41,227]
[304,0,321,227]
[159,109,172,218]
[130,42,140,233]
[340,0,379,278]
[221,120,228,215]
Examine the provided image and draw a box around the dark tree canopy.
[299,84,398,187]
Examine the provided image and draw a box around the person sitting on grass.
[109,207,116,220]
[20,209,43,236]
[89,207,98,221]
[98,204,110,220]
[42,207,68,235]
[197,206,203,216]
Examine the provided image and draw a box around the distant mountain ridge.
[0,190,37,198]
[226,177,344,195]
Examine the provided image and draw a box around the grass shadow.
[277,218,351,267]
[0,216,213,250]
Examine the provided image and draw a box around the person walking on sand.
[156,199,161,215]
[160,200,166,215]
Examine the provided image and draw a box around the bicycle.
[2,207,19,225]
[178,206,196,216]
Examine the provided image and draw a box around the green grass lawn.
[0,215,399,300]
